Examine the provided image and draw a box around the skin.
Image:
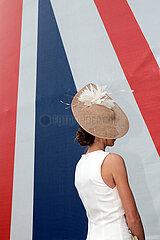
[86,137,145,240]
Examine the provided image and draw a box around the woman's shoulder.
[103,152,126,170]
[106,153,123,161]
[105,152,124,160]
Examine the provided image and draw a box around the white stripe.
[50,0,160,238]
[10,0,38,239]
[127,0,160,67]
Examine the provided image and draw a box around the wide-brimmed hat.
[71,83,129,139]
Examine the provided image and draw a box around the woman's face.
[94,137,116,148]
[105,138,116,147]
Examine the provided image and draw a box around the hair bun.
[76,126,95,146]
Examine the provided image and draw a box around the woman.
[71,83,145,240]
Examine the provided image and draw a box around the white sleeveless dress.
[75,150,132,240]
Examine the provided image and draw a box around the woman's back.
[75,150,132,240]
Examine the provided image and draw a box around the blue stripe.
[33,1,87,239]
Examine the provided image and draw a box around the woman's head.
[75,125,116,147]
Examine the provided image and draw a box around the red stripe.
[0,1,23,239]
[94,0,160,156]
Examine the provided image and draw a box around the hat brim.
[71,83,129,139]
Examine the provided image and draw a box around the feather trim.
[78,83,115,109]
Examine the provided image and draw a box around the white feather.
[78,83,115,109]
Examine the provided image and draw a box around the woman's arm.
[106,153,145,240]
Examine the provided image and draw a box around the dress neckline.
[82,150,104,156]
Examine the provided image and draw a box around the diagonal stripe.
[94,0,160,156]
[126,0,160,68]
[32,1,78,239]
[0,1,23,239]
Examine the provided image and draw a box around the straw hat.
[71,83,129,139]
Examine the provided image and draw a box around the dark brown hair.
[75,125,95,146]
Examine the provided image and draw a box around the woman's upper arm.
[109,153,140,222]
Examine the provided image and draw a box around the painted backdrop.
[0,0,160,239]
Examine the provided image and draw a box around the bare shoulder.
[103,153,126,170]
[103,153,129,186]
[106,152,124,161]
